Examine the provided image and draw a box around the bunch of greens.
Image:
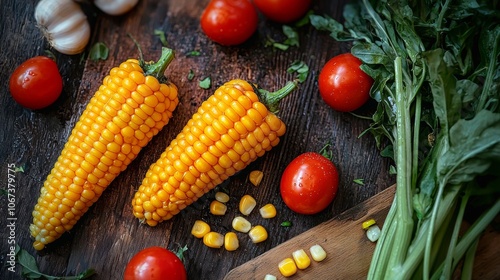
[311,0,500,279]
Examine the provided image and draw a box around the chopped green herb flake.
[353,178,365,185]
[154,29,168,46]
[187,69,195,81]
[199,77,211,89]
[187,50,201,57]
[89,42,109,61]
[281,221,292,227]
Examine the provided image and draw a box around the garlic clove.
[94,0,140,16]
[35,0,91,55]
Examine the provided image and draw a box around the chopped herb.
[187,50,201,57]
[0,188,7,196]
[199,77,211,89]
[287,60,309,83]
[187,69,195,81]
[154,29,168,46]
[281,221,292,227]
[353,178,365,185]
[16,245,95,280]
[294,10,313,28]
[282,25,299,47]
[89,42,109,61]
[15,163,25,173]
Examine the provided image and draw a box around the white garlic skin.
[94,0,139,16]
[35,0,91,55]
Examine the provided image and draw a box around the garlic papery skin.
[94,0,139,16]
[35,0,91,55]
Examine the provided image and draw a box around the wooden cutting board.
[224,185,499,280]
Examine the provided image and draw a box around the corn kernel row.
[276,244,327,277]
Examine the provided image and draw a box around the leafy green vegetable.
[16,245,95,280]
[89,42,109,61]
[312,0,500,279]
[199,77,211,89]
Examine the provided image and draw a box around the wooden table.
[0,1,395,279]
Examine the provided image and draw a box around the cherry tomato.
[124,246,187,280]
[280,152,339,215]
[200,0,258,46]
[9,56,63,110]
[318,53,373,112]
[253,0,312,23]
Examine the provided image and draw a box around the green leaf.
[89,42,109,61]
[352,41,391,66]
[154,29,168,46]
[187,69,195,81]
[309,14,354,41]
[413,193,432,220]
[354,178,365,185]
[199,77,211,89]
[282,25,299,47]
[287,60,309,83]
[281,221,292,227]
[438,110,500,185]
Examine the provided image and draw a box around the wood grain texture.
[1,0,495,280]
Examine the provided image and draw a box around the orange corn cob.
[132,79,297,226]
[30,47,179,250]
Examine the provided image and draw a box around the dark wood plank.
[0,1,395,279]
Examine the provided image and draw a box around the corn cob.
[132,79,297,226]
[30,47,179,250]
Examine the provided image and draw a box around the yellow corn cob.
[30,47,179,250]
[132,79,297,226]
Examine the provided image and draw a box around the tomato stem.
[318,143,333,161]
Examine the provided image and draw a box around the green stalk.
[460,237,480,280]
[367,198,398,279]
[442,188,471,279]
[256,80,298,113]
[476,31,499,112]
[385,57,414,278]
[423,181,446,280]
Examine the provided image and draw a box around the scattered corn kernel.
[259,203,277,219]
[215,191,230,203]
[191,220,211,238]
[248,225,268,243]
[210,200,228,216]
[292,249,311,270]
[264,274,277,280]
[232,216,252,233]
[203,231,224,248]
[249,170,263,186]
[366,225,381,242]
[239,194,257,215]
[278,257,297,277]
[362,218,377,230]
[224,232,239,251]
[309,244,327,262]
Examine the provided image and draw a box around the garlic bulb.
[94,0,139,16]
[35,0,91,55]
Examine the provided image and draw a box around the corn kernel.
[259,203,277,219]
[309,244,327,262]
[191,220,211,238]
[203,231,224,248]
[224,232,239,251]
[232,216,252,233]
[248,225,268,243]
[362,219,377,230]
[264,275,277,280]
[366,225,381,242]
[249,170,263,186]
[278,257,297,277]
[292,249,311,269]
[239,194,257,216]
[210,200,227,216]
[215,191,230,203]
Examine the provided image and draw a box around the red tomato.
[280,152,339,215]
[9,56,63,110]
[123,246,187,280]
[318,53,373,112]
[200,0,258,46]
[253,0,312,23]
